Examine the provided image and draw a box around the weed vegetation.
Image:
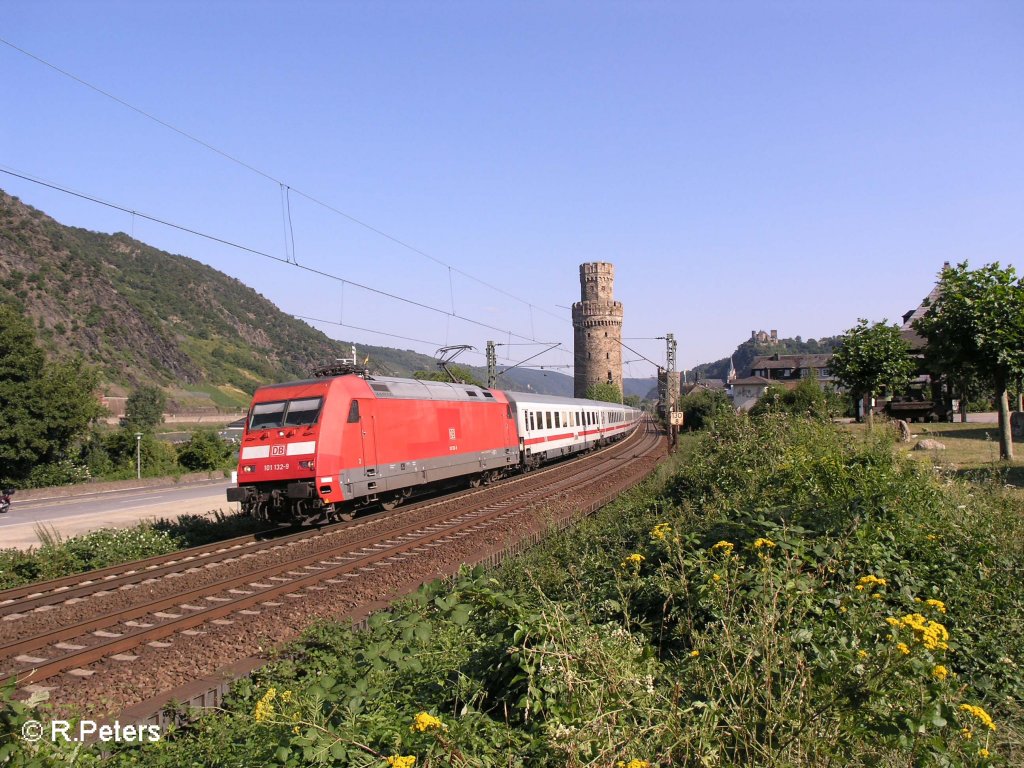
[0,511,266,590]
[3,414,1022,766]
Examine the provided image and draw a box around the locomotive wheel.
[380,491,407,511]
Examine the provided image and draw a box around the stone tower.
[572,262,624,399]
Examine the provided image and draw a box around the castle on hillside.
[572,262,623,398]
[751,329,779,344]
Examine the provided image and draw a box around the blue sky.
[3,1,1021,378]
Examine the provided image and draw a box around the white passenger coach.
[503,391,641,469]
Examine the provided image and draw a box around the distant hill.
[0,191,576,407]
[685,335,842,384]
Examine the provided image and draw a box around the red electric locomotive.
[226,374,520,522]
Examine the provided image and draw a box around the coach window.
[554,412,560,428]
[529,412,535,430]
[546,412,552,429]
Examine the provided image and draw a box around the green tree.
[623,394,642,408]
[679,388,732,431]
[913,262,1024,460]
[413,365,485,388]
[124,385,166,431]
[103,429,178,477]
[177,430,233,471]
[749,377,840,420]
[584,381,622,403]
[829,319,915,429]
[0,304,104,487]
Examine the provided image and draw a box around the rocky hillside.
[0,191,578,406]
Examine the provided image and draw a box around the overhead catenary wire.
[292,315,511,370]
[0,36,569,327]
[0,167,570,351]
[291,314,444,349]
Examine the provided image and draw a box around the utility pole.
[135,432,143,479]
[486,340,497,389]
[666,333,677,404]
[666,333,679,446]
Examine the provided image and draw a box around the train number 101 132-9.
[263,463,290,472]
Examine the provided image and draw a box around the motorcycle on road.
[0,489,13,514]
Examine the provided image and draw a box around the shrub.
[678,387,732,431]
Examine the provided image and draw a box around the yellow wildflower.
[897,643,911,655]
[411,712,446,733]
[616,761,650,768]
[752,537,776,550]
[959,704,996,731]
[710,541,734,556]
[932,665,949,680]
[925,598,947,614]
[651,523,671,541]
[292,725,301,735]
[711,573,721,582]
[620,553,645,571]
[254,687,277,722]
[280,690,293,703]
[885,617,901,627]
[858,650,869,659]
[961,727,974,741]
[689,650,700,658]
[979,748,990,758]
[888,613,949,651]
[387,757,416,768]
[856,575,887,591]
[871,593,882,599]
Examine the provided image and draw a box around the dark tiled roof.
[732,376,772,386]
[750,354,833,370]
[899,282,942,351]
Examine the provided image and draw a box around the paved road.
[0,479,235,549]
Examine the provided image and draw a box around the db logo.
[271,445,285,456]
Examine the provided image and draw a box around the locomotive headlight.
[298,459,315,470]
[242,465,256,473]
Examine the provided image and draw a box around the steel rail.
[1,423,643,615]
[3,425,656,684]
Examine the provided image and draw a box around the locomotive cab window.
[347,401,360,423]
[284,397,323,427]
[250,401,286,430]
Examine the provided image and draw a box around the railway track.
[1,419,663,713]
